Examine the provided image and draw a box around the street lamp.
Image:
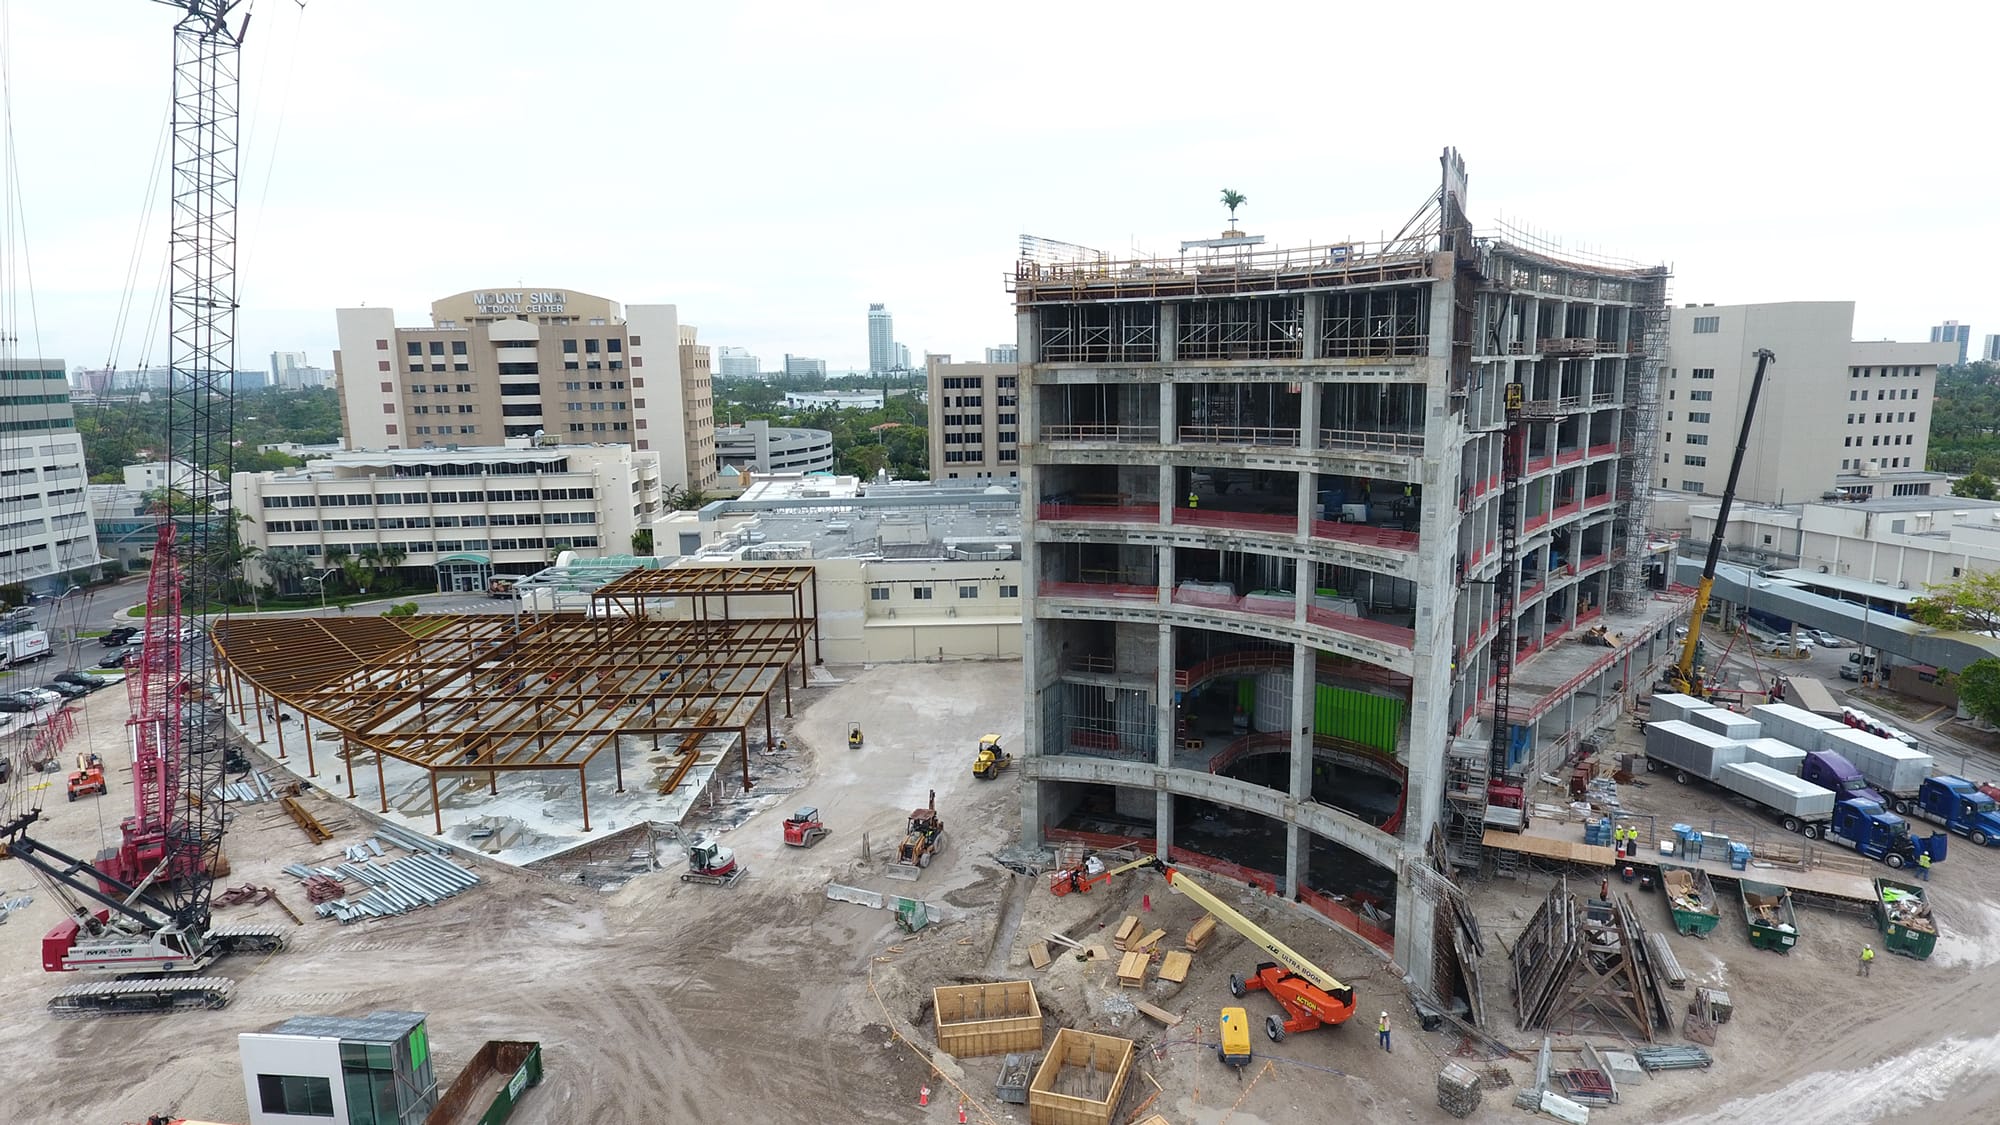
[50,584,84,671]
[302,568,337,616]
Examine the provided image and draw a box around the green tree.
[1946,658,2000,726]
[1911,569,2000,634]
[260,547,312,595]
[1221,188,1247,226]
[631,528,654,554]
[1953,471,1998,500]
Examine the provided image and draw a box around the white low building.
[1689,494,2000,592]
[653,474,1023,663]
[239,1010,437,1125]
[782,389,883,410]
[233,443,661,591]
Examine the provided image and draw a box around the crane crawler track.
[49,975,236,1017]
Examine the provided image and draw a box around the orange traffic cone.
[919,1084,930,1107]
[959,1104,968,1124]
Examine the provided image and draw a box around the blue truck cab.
[1826,799,1923,869]
[1914,776,2000,846]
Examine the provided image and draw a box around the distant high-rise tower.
[985,344,1018,364]
[1931,320,1972,366]
[868,304,894,372]
[1985,334,2000,363]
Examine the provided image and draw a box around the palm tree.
[261,547,312,596]
[1221,188,1247,228]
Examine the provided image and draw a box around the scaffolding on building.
[1613,271,1671,613]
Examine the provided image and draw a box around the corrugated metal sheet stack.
[282,825,480,924]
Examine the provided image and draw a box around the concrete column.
[1160,382,1177,445]
[1300,294,1322,361]
[1159,304,1177,363]
[1297,379,1320,452]
[1284,823,1305,899]
[1155,788,1173,861]
[1156,622,1176,771]
[1289,643,1313,801]
[1160,463,1177,525]
[1296,465,1315,543]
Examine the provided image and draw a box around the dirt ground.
[4,664,1999,1122]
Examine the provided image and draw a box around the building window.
[1692,316,1720,333]
[1684,455,1707,466]
[1688,412,1710,423]
[1689,390,1712,401]
[377,360,390,372]
[629,335,642,346]
[958,585,979,599]
[1686,434,1708,446]
[911,586,933,600]
[452,340,467,355]
[257,1074,334,1117]
[1690,368,1715,380]
[999,584,1019,598]
[607,338,623,353]
[1681,480,1705,492]
[585,339,601,354]
[407,342,422,356]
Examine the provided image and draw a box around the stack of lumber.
[1643,932,1687,990]
[1185,914,1218,951]
[1115,950,1149,987]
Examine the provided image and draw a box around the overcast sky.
[6,1,1996,376]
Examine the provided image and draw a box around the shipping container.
[1647,693,1710,723]
[1822,728,1933,798]
[1740,737,1807,775]
[1717,762,1837,820]
[1749,703,1844,753]
[1645,720,1747,781]
[1686,708,1762,742]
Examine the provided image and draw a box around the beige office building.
[1660,302,1955,504]
[333,288,716,492]
[677,325,718,492]
[925,356,1020,479]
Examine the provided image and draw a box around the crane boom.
[1670,348,1775,695]
[1149,860,1348,997]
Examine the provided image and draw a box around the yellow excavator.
[1666,348,1774,700]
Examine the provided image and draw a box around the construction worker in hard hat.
[1377,1011,1391,1052]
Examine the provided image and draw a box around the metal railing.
[1043,423,1156,443]
[1177,425,1301,447]
[1318,428,1424,455]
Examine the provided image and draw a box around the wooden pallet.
[1157,950,1191,984]
[1116,950,1149,988]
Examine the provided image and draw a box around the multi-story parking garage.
[1013,151,1694,996]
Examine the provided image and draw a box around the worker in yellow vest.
[1859,944,1874,977]
[1917,850,1932,881]
[1187,491,1199,510]
[1377,1011,1391,1052]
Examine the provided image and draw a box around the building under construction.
[213,565,820,839]
[1013,150,1693,1002]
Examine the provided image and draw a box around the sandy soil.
[4,666,1999,1123]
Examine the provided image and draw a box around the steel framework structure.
[213,567,821,834]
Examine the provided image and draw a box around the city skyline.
[2,2,1994,377]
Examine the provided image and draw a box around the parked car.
[10,688,58,707]
[95,648,137,670]
[1809,630,1848,648]
[0,697,34,713]
[42,681,88,700]
[1839,663,1862,681]
[99,625,140,647]
[55,671,110,691]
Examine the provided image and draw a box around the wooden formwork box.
[934,981,1045,1059]
[1028,1028,1135,1125]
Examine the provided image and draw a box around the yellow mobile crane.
[1666,348,1775,699]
